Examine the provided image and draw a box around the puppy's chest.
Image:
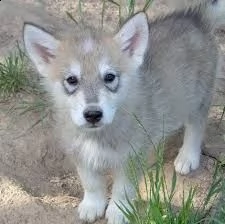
[70,133,135,169]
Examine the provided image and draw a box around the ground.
[0,0,225,224]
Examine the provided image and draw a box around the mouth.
[84,123,104,130]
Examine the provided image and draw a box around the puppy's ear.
[114,12,149,67]
[23,23,59,77]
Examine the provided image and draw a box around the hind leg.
[174,119,206,175]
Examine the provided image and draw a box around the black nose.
[84,110,103,124]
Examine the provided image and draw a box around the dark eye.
[104,73,116,83]
[103,72,119,92]
[63,75,79,94]
[66,76,78,85]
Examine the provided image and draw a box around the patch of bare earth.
[0,1,225,224]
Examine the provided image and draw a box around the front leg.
[106,167,136,224]
[77,164,107,222]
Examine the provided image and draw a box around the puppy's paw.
[78,194,107,222]
[174,147,200,175]
[106,200,128,224]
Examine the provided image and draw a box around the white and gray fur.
[23,0,225,223]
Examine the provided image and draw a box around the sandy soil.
[0,1,225,224]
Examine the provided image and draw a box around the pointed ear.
[114,12,149,67]
[23,23,60,76]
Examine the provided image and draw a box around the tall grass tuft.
[119,143,225,224]
[0,45,28,98]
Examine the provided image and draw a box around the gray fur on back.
[140,11,217,136]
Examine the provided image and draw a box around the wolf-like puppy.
[23,0,225,223]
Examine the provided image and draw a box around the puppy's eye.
[63,75,79,94]
[66,76,78,85]
[104,73,116,83]
[103,72,119,92]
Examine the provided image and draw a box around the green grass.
[15,99,51,138]
[73,0,154,26]
[0,44,51,130]
[106,0,153,24]
[119,144,225,224]
[0,45,28,98]
[211,203,225,224]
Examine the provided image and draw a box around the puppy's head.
[23,13,149,130]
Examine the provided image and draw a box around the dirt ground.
[0,1,225,224]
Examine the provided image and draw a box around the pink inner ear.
[122,31,140,56]
[33,43,55,63]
